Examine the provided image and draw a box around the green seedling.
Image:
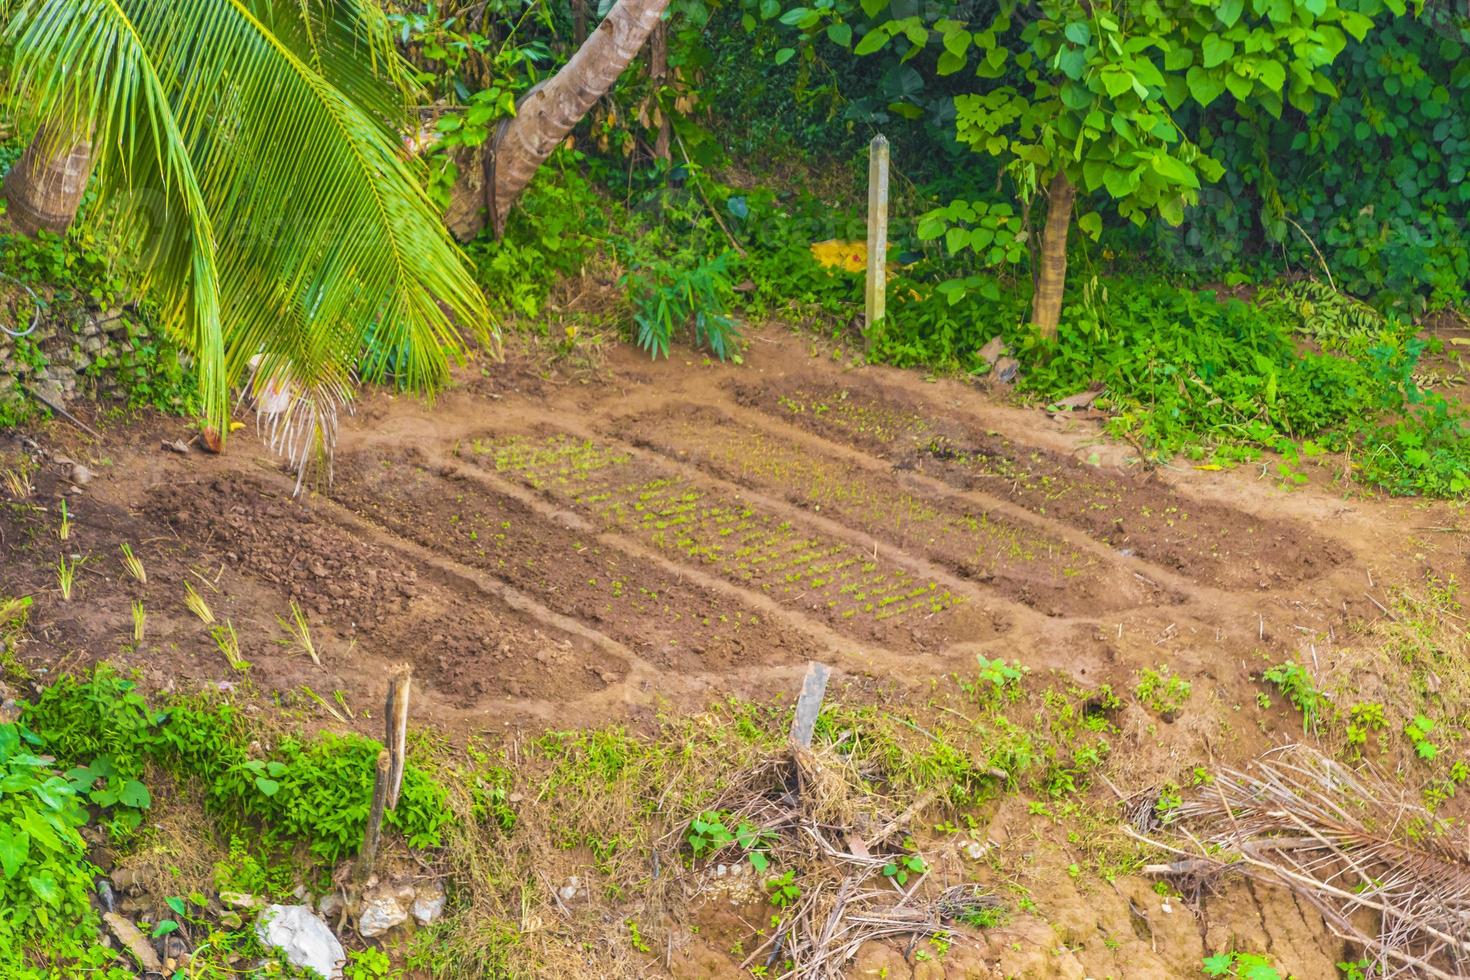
[119,543,146,584]
[184,581,215,624]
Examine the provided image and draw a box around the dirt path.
[2,325,1462,977]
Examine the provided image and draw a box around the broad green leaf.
[777,7,810,26]
[760,0,780,19]
[826,23,851,48]
[854,28,890,56]
[1216,0,1244,27]
[1256,61,1286,94]
[1202,35,1234,69]
[1063,21,1090,45]
[0,827,29,878]
[118,780,151,809]
[938,50,965,75]
[27,871,59,907]
[255,777,281,797]
[1152,153,1200,188]
[1077,212,1103,239]
[774,47,795,65]
[1187,66,1227,106]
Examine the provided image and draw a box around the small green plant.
[346,946,396,979]
[975,655,1025,692]
[766,869,801,908]
[881,852,927,887]
[1262,662,1325,733]
[211,621,249,672]
[622,247,741,362]
[1404,714,1439,761]
[1202,950,1282,979]
[626,919,652,954]
[184,581,215,624]
[55,557,80,601]
[118,543,146,584]
[130,600,145,644]
[277,601,321,666]
[1345,702,1388,755]
[1135,667,1191,719]
[687,810,774,872]
[63,753,152,836]
[56,499,70,542]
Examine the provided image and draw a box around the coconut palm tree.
[3,0,492,468]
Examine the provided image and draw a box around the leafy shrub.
[0,723,99,966]
[24,667,451,865]
[1262,662,1326,734]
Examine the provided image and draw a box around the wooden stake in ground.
[384,663,412,809]
[354,749,391,887]
[864,134,890,348]
[790,661,831,749]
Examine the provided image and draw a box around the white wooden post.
[864,134,890,348]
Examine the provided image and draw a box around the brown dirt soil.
[2,324,1464,978]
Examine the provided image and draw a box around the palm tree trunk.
[489,0,670,235]
[3,126,92,236]
[1031,170,1075,339]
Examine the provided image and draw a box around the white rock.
[412,881,447,926]
[357,883,414,938]
[221,891,264,909]
[256,905,344,980]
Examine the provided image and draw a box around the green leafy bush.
[24,667,451,865]
[0,723,99,966]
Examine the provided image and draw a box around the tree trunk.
[573,0,587,44]
[1031,170,1075,339]
[3,126,92,237]
[489,0,670,236]
[650,22,670,164]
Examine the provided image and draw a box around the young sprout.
[277,601,320,666]
[1,460,33,499]
[56,557,80,601]
[302,684,346,723]
[333,688,355,721]
[119,544,146,585]
[210,621,248,672]
[183,582,215,624]
[57,499,70,542]
[0,596,32,626]
[131,600,146,644]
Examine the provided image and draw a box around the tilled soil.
[1,325,1459,978]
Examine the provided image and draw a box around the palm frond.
[5,0,494,469]
[6,0,228,429]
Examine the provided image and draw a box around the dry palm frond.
[252,362,351,494]
[1133,744,1470,980]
